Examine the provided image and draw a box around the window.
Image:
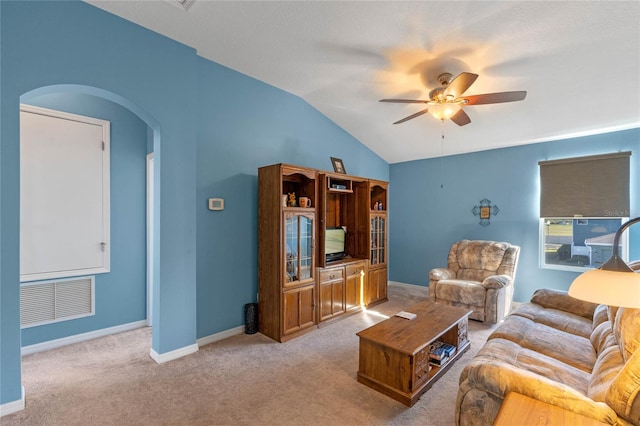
[539,151,631,271]
[540,217,628,272]
[20,104,110,282]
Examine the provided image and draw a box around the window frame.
[539,217,629,272]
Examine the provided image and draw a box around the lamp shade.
[569,269,640,308]
[568,216,640,308]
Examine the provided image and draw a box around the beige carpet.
[3,284,497,426]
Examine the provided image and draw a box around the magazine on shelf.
[429,356,449,367]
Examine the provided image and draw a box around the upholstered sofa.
[456,287,640,425]
[429,240,520,324]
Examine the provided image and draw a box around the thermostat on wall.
[208,198,224,211]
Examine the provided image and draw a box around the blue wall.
[389,128,639,302]
[19,93,148,346]
[0,0,388,407]
[2,0,201,405]
[195,58,388,338]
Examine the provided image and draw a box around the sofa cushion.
[489,314,596,372]
[588,345,625,402]
[593,304,609,330]
[529,288,598,320]
[608,305,620,324]
[459,354,619,425]
[605,347,640,424]
[464,337,591,394]
[434,279,485,306]
[613,308,640,362]
[509,302,593,339]
[453,240,508,281]
[590,321,618,356]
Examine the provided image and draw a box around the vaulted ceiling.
[87,1,640,163]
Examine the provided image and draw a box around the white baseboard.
[21,319,242,364]
[150,325,246,362]
[21,320,148,356]
[389,280,428,291]
[0,386,25,417]
[196,325,244,348]
[150,343,199,364]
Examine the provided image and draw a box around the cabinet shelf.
[326,176,353,193]
[370,182,387,212]
[283,207,315,212]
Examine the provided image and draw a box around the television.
[325,227,346,262]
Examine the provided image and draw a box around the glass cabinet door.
[285,212,314,284]
[370,215,386,266]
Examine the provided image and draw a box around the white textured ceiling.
[87,0,640,164]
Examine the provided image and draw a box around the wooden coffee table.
[356,301,472,406]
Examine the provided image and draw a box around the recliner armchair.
[428,240,520,324]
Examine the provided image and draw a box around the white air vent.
[20,276,95,328]
[168,0,195,11]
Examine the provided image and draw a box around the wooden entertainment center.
[258,163,388,342]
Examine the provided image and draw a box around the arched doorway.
[19,84,160,348]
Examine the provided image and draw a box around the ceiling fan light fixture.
[380,71,526,127]
[428,102,461,120]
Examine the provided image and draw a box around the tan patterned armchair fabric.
[456,288,640,425]
[429,240,520,324]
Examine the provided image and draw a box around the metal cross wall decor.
[472,198,499,227]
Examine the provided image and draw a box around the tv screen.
[325,227,346,261]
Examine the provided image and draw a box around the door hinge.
[102,141,105,151]
[100,242,106,251]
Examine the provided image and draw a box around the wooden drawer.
[413,346,433,390]
[346,263,366,277]
[320,268,344,283]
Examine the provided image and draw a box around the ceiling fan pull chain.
[440,123,445,189]
[441,119,445,140]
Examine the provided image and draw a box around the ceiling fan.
[379,72,526,126]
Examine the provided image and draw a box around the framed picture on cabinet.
[331,157,346,174]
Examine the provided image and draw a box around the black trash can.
[244,303,258,334]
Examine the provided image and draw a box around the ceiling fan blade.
[444,72,478,98]
[380,99,429,104]
[463,91,527,105]
[450,109,471,126]
[393,108,430,124]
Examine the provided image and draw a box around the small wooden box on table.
[356,301,471,406]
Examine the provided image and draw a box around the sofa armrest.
[530,288,598,320]
[462,360,619,424]
[482,274,512,290]
[429,267,455,281]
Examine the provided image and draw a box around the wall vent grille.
[20,276,95,328]
[169,0,195,11]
